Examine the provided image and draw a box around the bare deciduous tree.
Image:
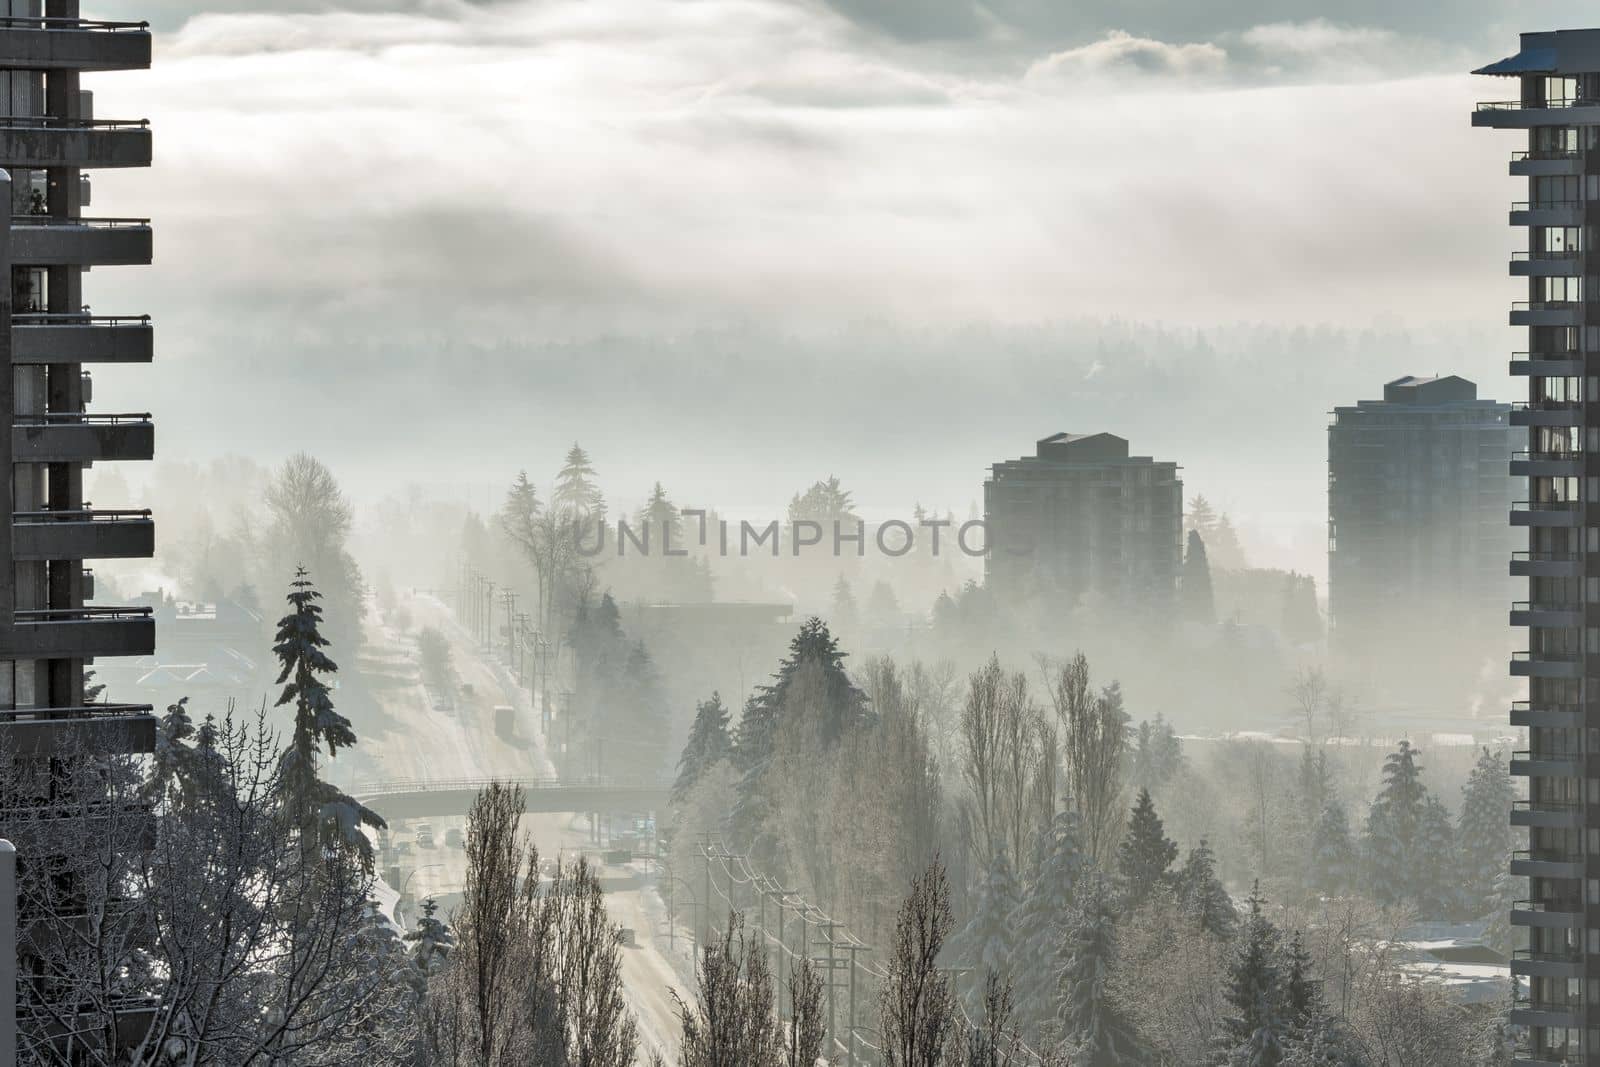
[1047,653,1128,866]
[880,859,960,1067]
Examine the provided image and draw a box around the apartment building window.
[1537,174,1581,203]
[1544,276,1583,303]
[1543,225,1583,252]
[1545,76,1579,104]
[1536,126,1580,154]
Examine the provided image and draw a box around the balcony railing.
[1512,551,1582,562]
[1512,799,1582,814]
[1510,301,1583,312]
[1512,200,1585,211]
[1511,700,1582,714]
[1512,350,1582,360]
[13,508,150,524]
[1511,945,1584,962]
[13,606,151,623]
[1512,600,1582,612]
[1512,748,1582,761]
[1513,249,1584,260]
[0,16,147,30]
[0,702,151,721]
[13,313,149,327]
[10,215,149,228]
[0,116,146,131]
[1512,501,1582,512]
[1481,98,1598,110]
[1513,149,1585,161]
[13,412,150,427]
[1514,898,1584,915]
[1512,451,1582,461]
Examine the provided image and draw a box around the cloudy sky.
[75,0,1589,573]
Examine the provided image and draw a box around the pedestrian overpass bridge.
[350,776,671,822]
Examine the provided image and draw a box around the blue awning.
[1473,47,1556,76]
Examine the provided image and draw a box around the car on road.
[416,823,435,849]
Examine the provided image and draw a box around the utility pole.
[840,939,870,1067]
[0,840,14,1066]
[814,921,845,1058]
[482,580,496,651]
[502,589,518,662]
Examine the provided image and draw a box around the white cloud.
[1025,31,1229,84]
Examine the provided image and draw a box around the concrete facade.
[1326,375,1515,687]
[1474,29,1600,1065]
[983,433,1182,611]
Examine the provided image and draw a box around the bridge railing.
[350,775,673,799]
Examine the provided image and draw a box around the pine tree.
[554,441,605,521]
[1415,796,1460,919]
[404,897,455,984]
[1177,838,1236,939]
[1218,883,1287,1067]
[1306,800,1356,899]
[831,576,858,632]
[957,851,1019,992]
[1363,740,1427,907]
[1283,933,1315,1030]
[674,692,732,805]
[1116,788,1178,908]
[639,481,682,548]
[1055,879,1142,1066]
[273,567,384,865]
[1457,747,1514,919]
[729,618,868,863]
[1131,715,1184,795]
[1009,809,1088,1040]
[1181,530,1216,624]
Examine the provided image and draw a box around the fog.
[31,1,1554,1058]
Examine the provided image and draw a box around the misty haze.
[0,1,1587,1065]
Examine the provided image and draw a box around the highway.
[352,590,693,1057]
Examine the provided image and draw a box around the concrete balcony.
[1511,552,1583,578]
[1511,501,1583,527]
[0,16,150,72]
[1510,947,1585,980]
[1510,149,1585,176]
[0,606,153,658]
[10,216,150,267]
[1510,352,1585,376]
[1510,401,1583,426]
[0,117,150,170]
[1512,999,1583,1031]
[12,413,152,463]
[1511,898,1584,929]
[0,703,155,756]
[1510,700,1583,728]
[1509,653,1582,681]
[1511,249,1583,276]
[1511,600,1583,627]
[1510,451,1583,477]
[1475,98,1600,128]
[1511,799,1583,829]
[1511,1052,1582,1067]
[1510,300,1584,326]
[13,509,152,560]
[13,314,152,364]
[1510,200,1585,227]
[1510,748,1583,778]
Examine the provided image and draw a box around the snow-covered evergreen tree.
[404,897,454,991]
[1055,879,1142,1066]
[1010,809,1088,1039]
[1218,883,1287,1067]
[1177,838,1236,939]
[1131,715,1184,796]
[830,575,858,633]
[1362,740,1427,907]
[273,568,384,866]
[1415,795,1461,919]
[1116,788,1178,908]
[957,850,1020,995]
[1457,747,1514,918]
[673,692,731,805]
[1307,800,1356,898]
